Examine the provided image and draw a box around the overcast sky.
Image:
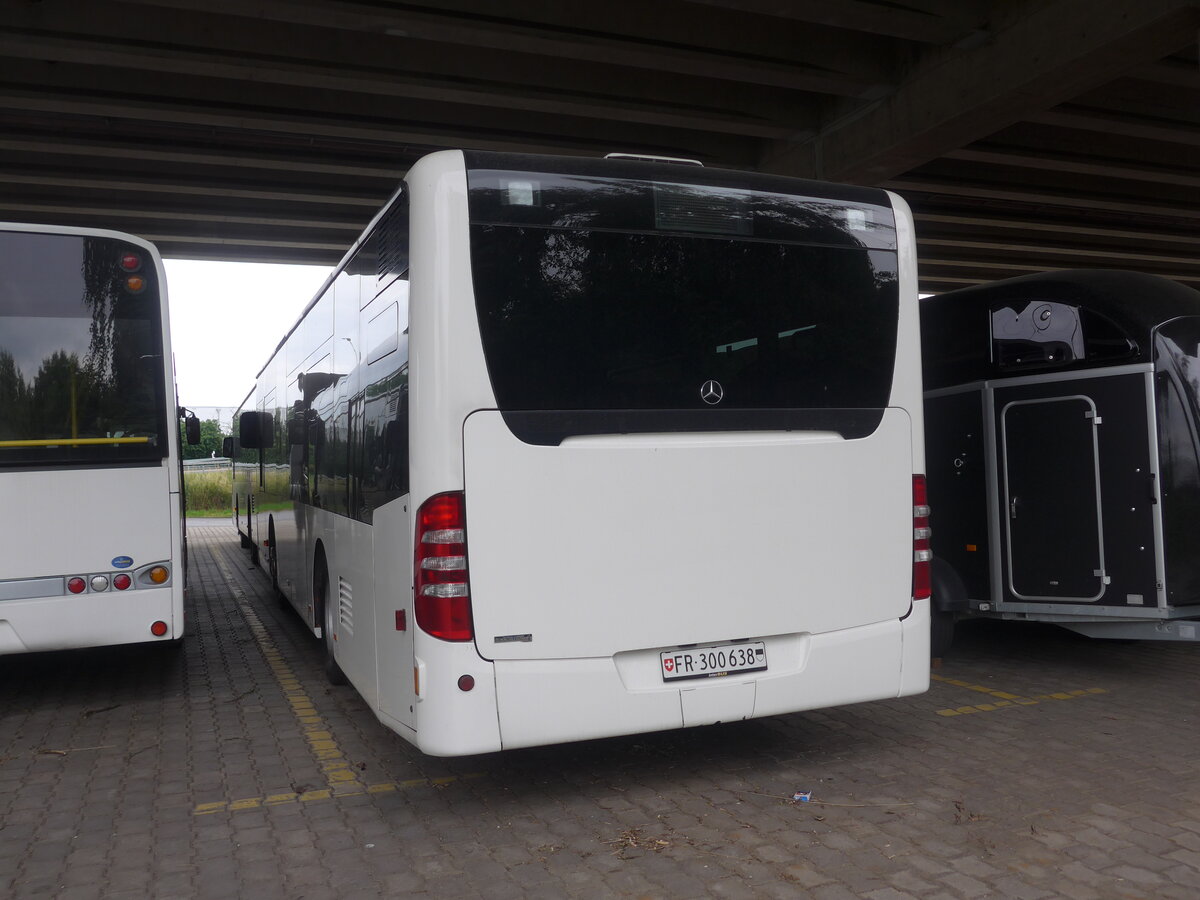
[164,259,333,413]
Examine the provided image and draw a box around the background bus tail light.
[913,475,932,601]
[143,565,169,585]
[414,492,473,641]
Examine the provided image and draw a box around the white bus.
[233,151,929,756]
[0,223,192,654]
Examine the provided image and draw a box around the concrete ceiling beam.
[761,0,1200,184]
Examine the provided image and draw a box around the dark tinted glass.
[469,224,898,414]
[992,301,1083,369]
[467,170,897,251]
[991,300,1138,371]
[0,231,167,466]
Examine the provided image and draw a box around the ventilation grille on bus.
[338,576,354,637]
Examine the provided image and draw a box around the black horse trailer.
[921,269,1200,654]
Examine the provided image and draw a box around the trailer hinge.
[1085,411,1103,425]
[1093,568,1111,584]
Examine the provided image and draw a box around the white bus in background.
[232,150,929,756]
[0,223,196,654]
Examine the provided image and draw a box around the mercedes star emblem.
[700,379,724,405]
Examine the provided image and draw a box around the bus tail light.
[414,492,473,641]
[67,577,86,594]
[913,475,932,601]
[113,574,132,591]
[150,621,169,637]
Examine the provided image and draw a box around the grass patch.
[183,467,232,517]
[182,467,294,517]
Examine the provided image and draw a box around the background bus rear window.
[0,232,167,466]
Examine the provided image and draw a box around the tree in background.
[179,418,227,459]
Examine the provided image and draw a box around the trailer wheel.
[930,608,956,658]
[930,557,967,658]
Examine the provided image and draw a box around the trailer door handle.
[1010,496,1019,519]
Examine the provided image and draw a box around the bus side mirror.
[239,411,275,449]
[185,414,201,446]
[221,437,233,458]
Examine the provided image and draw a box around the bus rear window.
[469,226,897,415]
[0,232,167,466]
[465,165,903,424]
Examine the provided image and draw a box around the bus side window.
[354,354,409,522]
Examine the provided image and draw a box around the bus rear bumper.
[0,587,182,654]
[490,608,931,752]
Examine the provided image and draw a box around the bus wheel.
[314,553,348,686]
[267,518,287,608]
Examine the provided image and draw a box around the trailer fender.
[931,556,968,613]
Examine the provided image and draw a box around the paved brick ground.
[3,519,1200,898]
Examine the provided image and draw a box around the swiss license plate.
[660,641,767,681]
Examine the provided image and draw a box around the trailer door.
[1000,395,1106,601]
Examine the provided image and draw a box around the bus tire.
[314,552,348,686]
[267,518,287,608]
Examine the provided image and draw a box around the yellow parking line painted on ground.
[192,775,485,815]
[193,550,369,815]
[931,673,1107,717]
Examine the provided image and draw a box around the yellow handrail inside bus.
[0,437,152,447]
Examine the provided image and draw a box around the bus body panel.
[463,409,915,661]
[0,223,185,655]
[1,464,174,578]
[371,495,415,728]
[0,585,179,653]
[410,636,503,756]
[885,191,927,460]
[325,510,380,707]
[407,151,489,499]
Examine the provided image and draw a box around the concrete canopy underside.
[0,0,1197,292]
